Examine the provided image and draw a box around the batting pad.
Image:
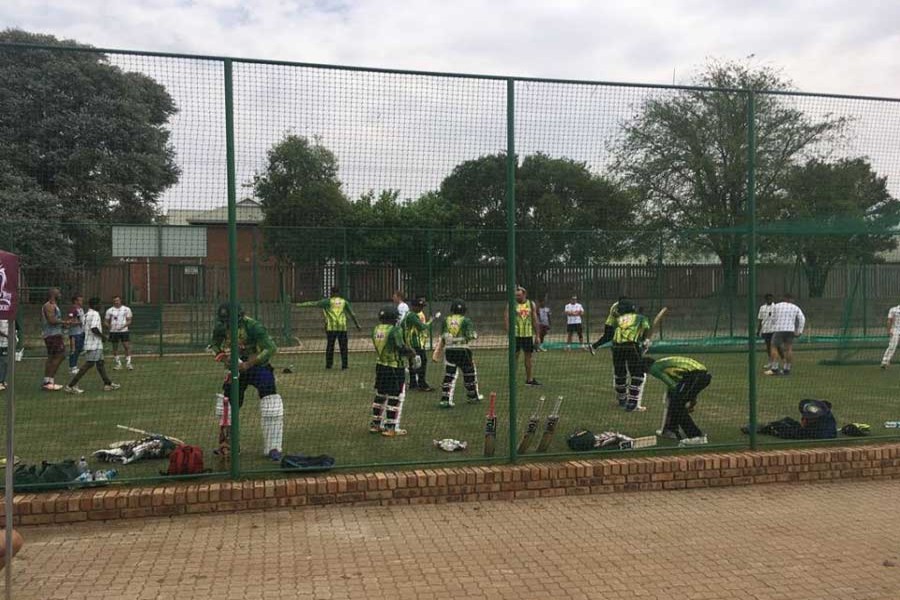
[260,394,284,453]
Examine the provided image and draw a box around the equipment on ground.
[536,396,563,452]
[483,392,497,457]
[517,396,546,454]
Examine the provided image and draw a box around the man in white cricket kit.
[105,295,133,370]
[564,295,585,346]
[764,294,806,376]
[880,303,900,368]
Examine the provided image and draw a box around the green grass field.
[3,345,900,484]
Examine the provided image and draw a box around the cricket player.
[40,287,68,391]
[370,305,418,436]
[402,297,437,391]
[591,296,628,349]
[505,286,541,386]
[764,294,806,376]
[644,355,711,446]
[297,286,361,370]
[210,303,283,460]
[436,299,481,408]
[67,294,86,374]
[105,295,133,370]
[610,300,650,411]
[757,293,778,371]
[881,302,900,368]
[64,297,121,394]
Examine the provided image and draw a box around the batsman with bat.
[210,303,284,461]
[433,299,482,408]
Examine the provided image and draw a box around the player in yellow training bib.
[297,285,361,370]
[505,286,541,386]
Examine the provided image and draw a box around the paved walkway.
[9,480,900,600]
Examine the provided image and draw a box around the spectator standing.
[564,295,585,346]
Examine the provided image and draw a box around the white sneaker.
[104,383,122,391]
[0,383,6,391]
[679,435,708,447]
[70,367,80,375]
[126,363,134,370]
[64,385,85,395]
[113,363,122,371]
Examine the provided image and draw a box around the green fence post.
[224,58,241,478]
[746,92,759,451]
[252,230,260,320]
[862,262,868,336]
[341,227,349,294]
[157,224,164,357]
[506,78,518,462]
[427,229,434,350]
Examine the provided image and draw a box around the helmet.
[617,299,635,315]
[216,302,245,323]
[378,305,399,323]
[450,299,467,315]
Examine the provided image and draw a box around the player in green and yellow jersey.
[400,296,440,392]
[610,300,650,412]
[297,286,361,370]
[643,356,711,446]
[370,305,419,436]
[505,286,541,386]
[435,299,481,408]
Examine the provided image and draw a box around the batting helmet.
[378,305,399,323]
[450,299,467,315]
[216,302,244,323]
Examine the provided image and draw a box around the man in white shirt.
[65,297,121,393]
[564,295,585,346]
[105,295,133,370]
[756,293,779,371]
[764,294,806,376]
[392,291,409,325]
[880,304,900,368]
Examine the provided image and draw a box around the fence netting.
[1,42,900,488]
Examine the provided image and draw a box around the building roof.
[167,199,263,226]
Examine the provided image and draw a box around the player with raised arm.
[370,305,418,436]
[105,295,133,371]
[644,355,712,446]
[435,299,482,408]
[64,297,121,394]
[881,302,900,369]
[297,286,361,370]
[210,303,283,461]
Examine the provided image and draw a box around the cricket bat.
[646,306,669,340]
[536,396,563,453]
[517,396,546,454]
[483,392,498,457]
[115,425,186,447]
[432,337,444,362]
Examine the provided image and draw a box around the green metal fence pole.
[157,224,164,357]
[746,92,759,451]
[506,79,518,462]
[862,262,868,336]
[341,227,349,294]
[224,58,241,478]
[427,229,434,350]
[252,230,260,320]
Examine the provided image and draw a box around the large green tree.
[253,134,351,265]
[615,59,845,295]
[768,158,900,297]
[439,152,633,291]
[0,30,180,266]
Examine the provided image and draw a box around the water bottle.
[885,421,900,429]
[104,469,118,480]
[76,471,93,483]
[77,456,89,474]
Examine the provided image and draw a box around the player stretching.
[64,298,121,394]
[435,299,482,408]
[505,287,541,386]
[881,302,900,368]
[644,356,711,446]
[297,286,361,370]
[764,294,806,376]
[210,303,284,461]
[609,300,649,411]
[370,305,418,436]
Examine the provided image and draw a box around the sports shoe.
[381,428,407,437]
[624,400,639,412]
[103,383,121,391]
[763,369,780,376]
[467,394,483,404]
[781,369,791,376]
[70,367,80,375]
[0,383,6,392]
[267,449,283,462]
[126,363,134,371]
[41,383,63,391]
[439,399,455,408]
[418,385,435,392]
[369,423,383,433]
[656,429,679,440]
[63,385,85,394]
[678,435,709,447]
[525,379,542,386]
[881,363,888,370]
[113,363,122,371]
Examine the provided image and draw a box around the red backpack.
[164,445,205,475]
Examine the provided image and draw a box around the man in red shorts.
[41,287,69,391]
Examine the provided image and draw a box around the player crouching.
[211,303,283,461]
[644,355,711,446]
[434,299,482,408]
[370,305,419,437]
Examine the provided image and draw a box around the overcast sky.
[3,0,899,97]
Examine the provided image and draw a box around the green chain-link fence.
[2,40,900,489]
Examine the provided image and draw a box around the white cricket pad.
[260,394,284,453]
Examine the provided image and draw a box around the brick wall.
[6,444,900,526]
